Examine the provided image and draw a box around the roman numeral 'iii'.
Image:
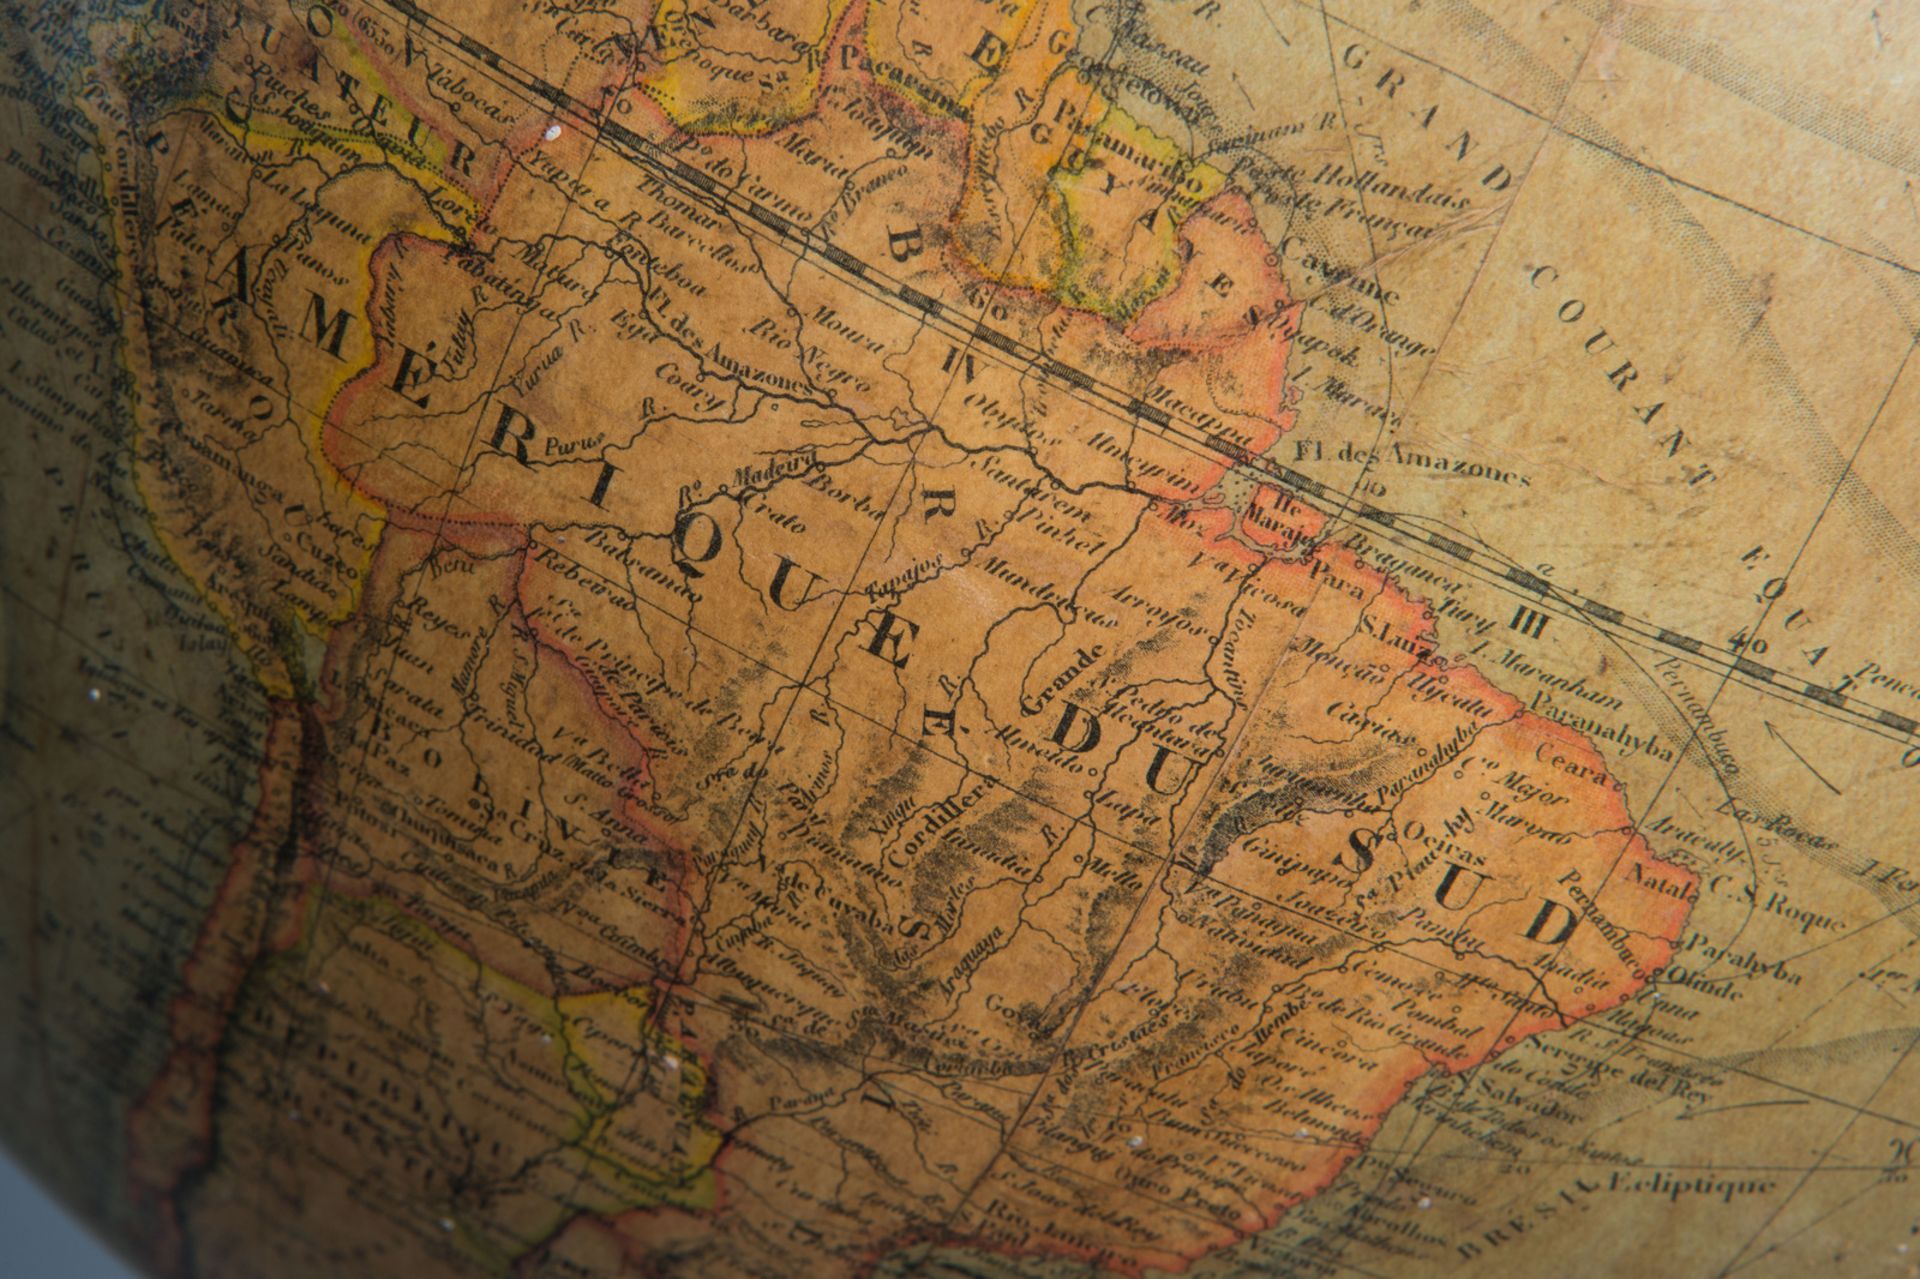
[1508,605,1549,639]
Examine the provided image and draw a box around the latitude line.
[10,139,1902,777]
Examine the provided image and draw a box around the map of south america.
[72,1,1701,1273]
[78,0,1920,1274]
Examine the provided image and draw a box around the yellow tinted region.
[558,985,722,1216]
[99,18,480,699]
[864,0,1046,119]
[288,894,718,1270]
[1055,105,1227,320]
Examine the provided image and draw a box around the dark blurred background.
[0,1148,138,1277]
